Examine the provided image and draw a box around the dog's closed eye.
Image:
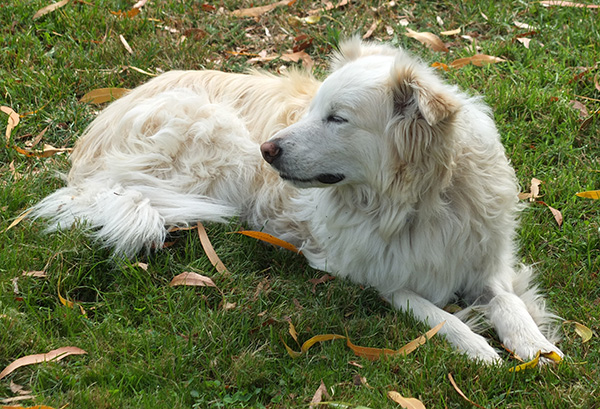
[325,114,348,124]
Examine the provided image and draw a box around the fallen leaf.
[440,27,461,36]
[516,37,532,49]
[231,0,294,17]
[80,88,130,104]
[3,209,33,233]
[431,62,449,71]
[346,321,444,361]
[537,201,563,227]
[10,380,32,395]
[119,34,134,54]
[514,20,538,30]
[287,318,299,343]
[309,380,331,409]
[282,50,314,71]
[363,19,379,39]
[570,100,589,117]
[575,190,600,199]
[519,177,542,201]
[307,0,348,15]
[448,373,487,409]
[509,350,541,372]
[33,0,71,19]
[22,271,47,278]
[283,323,346,358]
[57,276,86,316]
[565,320,594,343]
[197,222,228,273]
[405,28,448,52]
[236,230,301,253]
[541,350,563,363]
[132,262,148,271]
[387,391,426,409]
[222,301,236,310]
[169,272,217,287]
[0,346,87,380]
[539,0,599,7]
[0,395,37,404]
[2,106,20,144]
[449,54,507,68]
[308,274,335,293]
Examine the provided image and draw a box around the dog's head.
[261,39,462,198]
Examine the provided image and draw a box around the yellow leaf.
[301,334,346,353]
[57,276,86,316]
[431,62,449,71]
[33,0,71,19]
[440,27,461,36]
[565,320,594,343]
[197,222,228,273]
[3,209,33,233]
[405,28,448,52]
[541,350,563,363]
[396,321,445,355]
[509,350,541,372]
[387,391,426,409]
[80,88,130,104]
[288,319,299,343]
[576,190,600,199]
[0,346,87,380]
[236,230,301,253]
[169,272,217,287]
[449,54,507,69]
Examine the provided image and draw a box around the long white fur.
[31,38,563,363]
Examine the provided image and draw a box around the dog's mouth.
[280,173,345,185]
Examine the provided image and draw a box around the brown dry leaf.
[10,380,32,395]
[516,37,532,49]
[2,106,20,144]
[119,34,134,54]
[363,19,380,39]
[514,20,538,30]
[387,391,426,409]
[519,177,542,201]
[0,395,38,404]
[80,88,130,104]
[110,7,141,18]
[197,222,228,273]
[231,0,295,17]
[29,126,49,148]
[449,54,507,68]
[309,380,331,409]
[0,346,87,380]
[448,373,486,409]
[169,272,217,288]
[539,0,599,7]
[222,301,236,310]
[308,274,335,293]
[576,190,600,199]
[570,100,589,117]
[33,0,71,19]
[235,230,300,253]
[405,28,448,52]
[537,201,563,227]
[282,51,314,71]
[22,271,47,278]
[132,262,148,271]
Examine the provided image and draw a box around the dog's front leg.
[486,286,564,362]
[385,289,501,364]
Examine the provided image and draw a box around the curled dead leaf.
[169,272,217,287]
[0,346,87,380]
[231,0,295,17]
[539,0,599,7]
[387,391,426,409]
[309,380,331,409]
[2,106,20,144]
[448,373,487,409]
[197,222,228,273]
[565,320,594,343]
[449,54,507,68]
[33,0,71,19]
[405,28,448,52]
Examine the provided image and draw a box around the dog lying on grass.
[32,38,563,363]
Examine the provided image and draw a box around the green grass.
[1,1,599,408]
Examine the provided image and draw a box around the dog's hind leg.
[386,289,501,363]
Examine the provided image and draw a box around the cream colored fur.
[31,38,563,363]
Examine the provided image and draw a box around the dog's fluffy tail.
[30,178,237,258]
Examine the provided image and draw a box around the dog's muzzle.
[260,141,345,185]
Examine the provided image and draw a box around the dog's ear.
[391,57,461,126]
[331,37,397,71]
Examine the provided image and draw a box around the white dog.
[32,38,563,363]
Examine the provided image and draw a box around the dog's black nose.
[260,141,281,164]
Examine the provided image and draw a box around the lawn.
[1,0,599,408]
